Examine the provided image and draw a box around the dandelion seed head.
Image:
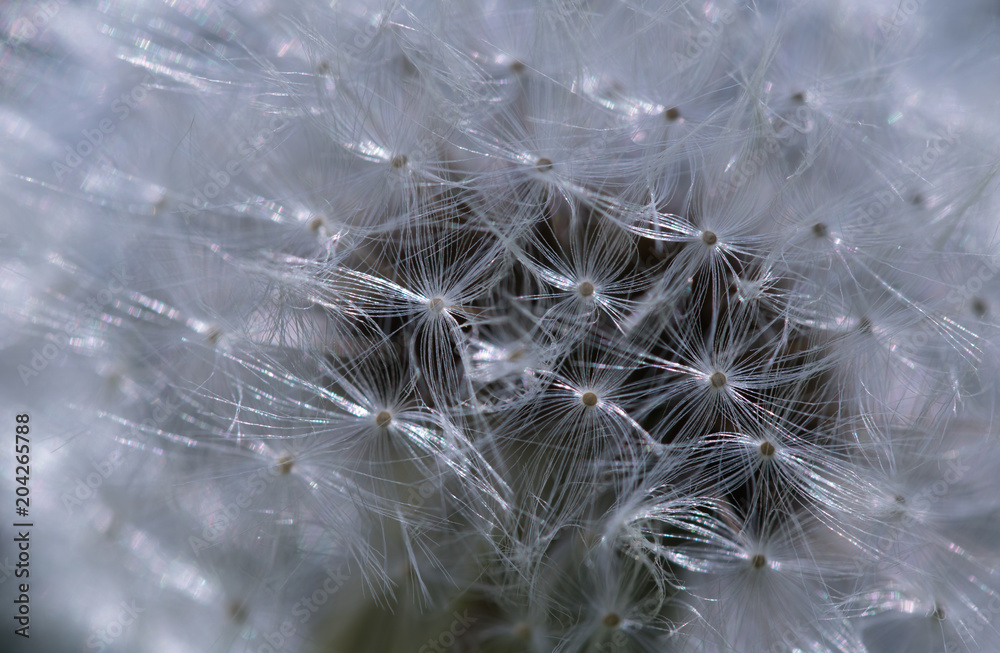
[13,1,1000,650]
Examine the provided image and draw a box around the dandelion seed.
[602,612,621,628]
[759,441,776,458]
[664,106,681,121]
[581,391,599,407]
[971,297,988,317]
[710,371,727,388]
[227,600,248,624]
[701,230,718,246]
[276,455,295,475]
[375,410,393,427]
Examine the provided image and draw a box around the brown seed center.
[581,392,599,407]
[750,553,767,569]
[578,281,595,297]
[276,455,294,475]
[602,612,621,628]
[391,154,408,169]
[664,107,681,121]
[376,410,392,427]
[535,157,553,172]
[759,441,775,457]
[710,371,727,388]
[702,230,718,246]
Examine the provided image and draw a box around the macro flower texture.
[2,0,1000,651]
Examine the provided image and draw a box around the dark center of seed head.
[812,222,828,238]
[391,154,408,169]
[602,613,621,628]
[276,455,294,475]
[376,410,392,427]
[228,600,248,623]
[710,371,727,388]
[535,157,553,172]
[578,281,595,297]
[759,441,775,457]
[702,230,718,246]
[972,297,988,317]
[581,392,598,407]
[750,554,767,569]
[665,107,681,121]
